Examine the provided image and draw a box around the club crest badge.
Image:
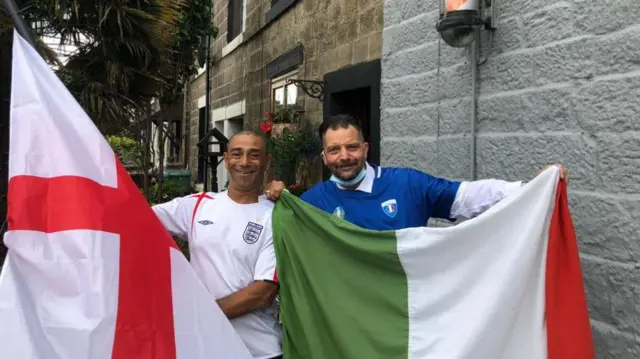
[243,222,263,244]
[381,199,398,218]
[333,206,345,219]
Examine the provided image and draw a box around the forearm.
[450,179,522,220]
[216,280,278,319]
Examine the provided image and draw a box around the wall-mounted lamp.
[436,0,496,48]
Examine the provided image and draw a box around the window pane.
[286,84,297,105]
[274,87,285,109]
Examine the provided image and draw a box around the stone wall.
[381,0,640,357]
[186,73,206,178]
[184,0,384,183]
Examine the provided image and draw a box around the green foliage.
[2,0,218,135]
[27,0,187,132]
[152,178,187,204]
[269,121,322,186]
[107,135,144,165]
[160,0,218,106]
[270,105,303,124]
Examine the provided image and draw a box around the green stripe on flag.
[273,192,409,359]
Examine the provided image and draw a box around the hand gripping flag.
[272,167,595,359]
[0,31,252,359]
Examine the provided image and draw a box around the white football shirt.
[152,191,281,359]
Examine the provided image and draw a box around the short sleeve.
[254,225,278,283]
[408,169,461,220]
[152,194,200,239]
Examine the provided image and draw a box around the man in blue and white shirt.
[265,114,567,231]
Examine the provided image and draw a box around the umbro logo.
[198,220,214,225]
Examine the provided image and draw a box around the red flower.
[260,120,273,135]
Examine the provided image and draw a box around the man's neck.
[226,186,260,204]
[341,180,363,190]
[336,163,368,190]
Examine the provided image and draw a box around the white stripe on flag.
[396,168,558,359]
[170,249,252,358]
[9,29,116,185]
[0,231,120,359]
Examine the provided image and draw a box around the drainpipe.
[203,31,212,191]
[469,29,479,181]
[3,0,37,48]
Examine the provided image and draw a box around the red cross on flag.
[0,31,252,359]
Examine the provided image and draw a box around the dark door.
[323,59,381,180]
[328,87,372,152]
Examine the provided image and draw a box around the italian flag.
[272,168,594,359]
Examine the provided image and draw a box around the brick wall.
[381,0,640,357]
[184,0,384,183]
[185,73,206,178]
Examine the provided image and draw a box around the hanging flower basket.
[259,110,321,188]
[271,123,298,138]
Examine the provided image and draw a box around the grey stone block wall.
[381,0,640,356]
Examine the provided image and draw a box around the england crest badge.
[243,222,264,244]
[381,199,398,218]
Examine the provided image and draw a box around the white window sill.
[195,66,206,78]
[222,33,244,58]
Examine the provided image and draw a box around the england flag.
[0,30,252,359]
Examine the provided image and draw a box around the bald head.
[228,130,268,154]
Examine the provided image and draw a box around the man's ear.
[363,142,369,160]
[223,152,229,170]
[320,151,327,166]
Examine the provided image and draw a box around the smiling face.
[224,133,269,193]
[322,125,369,182]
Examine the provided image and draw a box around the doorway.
[323,59,381,179]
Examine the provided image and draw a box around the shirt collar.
[336,163,377,193]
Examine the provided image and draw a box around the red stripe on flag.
[8,160,178,359]
[545,180,595,359]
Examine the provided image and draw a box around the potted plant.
[259,113,322,195]
[265,105,303,137]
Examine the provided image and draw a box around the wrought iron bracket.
[286,79,325,102]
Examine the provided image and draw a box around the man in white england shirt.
[153,131,282,359]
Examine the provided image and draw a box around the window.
[265,0,299,25]
[271,72,298,111]
[227,0,246,43]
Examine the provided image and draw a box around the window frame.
[270,70,299,113]
[265,0,298,25]
[227,0,246,43]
